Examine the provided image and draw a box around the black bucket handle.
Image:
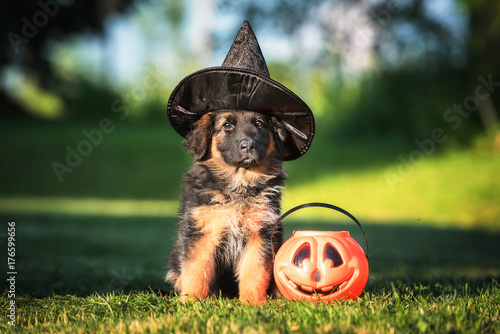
[271,202,370,261]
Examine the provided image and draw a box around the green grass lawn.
[0,215,499,333]
[0,119,499,333]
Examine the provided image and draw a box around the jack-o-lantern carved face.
[274,231,369,301]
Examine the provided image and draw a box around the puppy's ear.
[271,116,291,159]
[184,112,213,161]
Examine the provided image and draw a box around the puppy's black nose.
[240,140,255,152]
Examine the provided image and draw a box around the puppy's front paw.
[239,290,268,305]
[179,295,193,304]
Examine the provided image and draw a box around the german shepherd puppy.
[167,110,287,304]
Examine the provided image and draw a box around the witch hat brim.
[167,20,314,161]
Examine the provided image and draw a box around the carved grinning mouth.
[296,284,340,297]
[284,273,350,298]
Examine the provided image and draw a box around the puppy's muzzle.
[238,138,259,167]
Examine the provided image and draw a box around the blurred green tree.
[462,0,500,132]
[1,0,191,121]
[1,0,135,116]
[225,0,498,143]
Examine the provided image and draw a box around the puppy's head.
[184,110,287,174]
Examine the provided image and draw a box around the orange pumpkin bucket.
[271,203,369,302]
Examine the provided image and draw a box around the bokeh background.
[0,0,499,295]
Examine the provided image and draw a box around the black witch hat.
[167,20,315,161]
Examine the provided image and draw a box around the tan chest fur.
[190,197,278,262]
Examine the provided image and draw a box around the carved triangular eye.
[293,243,310,267]
[325,244,343,267]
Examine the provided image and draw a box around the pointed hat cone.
[222,20,270,77]
[167,20,314,161]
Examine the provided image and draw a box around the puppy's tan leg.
[176,206,228,302]
[237,230,270,305]
[175,237,217,302]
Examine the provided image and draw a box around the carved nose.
[240,140,255,152]
[313,269,321,282]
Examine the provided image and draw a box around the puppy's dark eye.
[222,122,232,130]
[254,120,264,128]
